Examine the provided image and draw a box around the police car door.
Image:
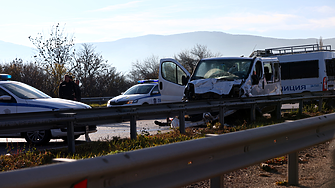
[159,58,190,103]
[0,87,17,114]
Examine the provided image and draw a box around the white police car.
[0,74,97,145]
[107,80,161,107]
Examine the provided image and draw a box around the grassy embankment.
[0,102,333,172]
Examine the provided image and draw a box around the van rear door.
[159,58,190,103]
[326,58,335,90]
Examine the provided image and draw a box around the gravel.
[183,140,335,188]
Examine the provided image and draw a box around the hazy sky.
[1,0,334,47]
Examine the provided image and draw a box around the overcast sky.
[1,0,334,47]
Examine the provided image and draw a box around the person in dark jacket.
[59,74,75,100]
[73,79,82,102]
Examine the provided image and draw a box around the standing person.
[73,79,82,102]
[59,74,75,100]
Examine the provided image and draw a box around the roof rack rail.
[250,44,333,57]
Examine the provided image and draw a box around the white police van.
[107,79,162,107]
[0,74,97,145]
[251,44,335,94]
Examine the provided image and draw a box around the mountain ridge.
[1,31,334,73]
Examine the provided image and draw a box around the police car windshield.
[191,59,253,80]
[2,82,51,99]
[124,84,153,95]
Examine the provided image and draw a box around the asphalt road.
[0,118,171,155]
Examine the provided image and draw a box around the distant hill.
[0,41,34,63]
[90,31,335,73]
[1,31,335,73]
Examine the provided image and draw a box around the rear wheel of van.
[24,130,51,145]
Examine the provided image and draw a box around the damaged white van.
[159,57,281,101]
[159,57,281,127]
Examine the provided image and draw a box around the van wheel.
[24,130,51,145]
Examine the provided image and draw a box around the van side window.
[326,58,335,77]
[161,61,188,85]
[255,61,262,78]
[263,62,273,82]
[280,60,318,80]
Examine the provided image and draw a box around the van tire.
[24,130,51,145]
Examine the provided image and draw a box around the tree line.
[1,24,221,98]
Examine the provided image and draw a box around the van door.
[263,62,281,95]
[159,58,191,103]
[249,60,265,96]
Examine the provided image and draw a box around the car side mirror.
[182,75,189,86]
[0,95,11,101]
[151,91,159,95]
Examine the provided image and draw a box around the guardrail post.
[250,104,256,121]
[210,175,224,188]
[219,106,225,127]
[130,115,137,139]
[318,98,323,112]
[179,110,185,134]
[276,102,281,120]
[299,100,303,115]
[59,113,76,154]
[288,152,299,185]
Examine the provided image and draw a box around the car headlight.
[127,99,138,104]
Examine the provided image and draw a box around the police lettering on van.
[251,44,335,94]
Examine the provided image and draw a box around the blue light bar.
[0,74,11,80]
[137,79,159,84]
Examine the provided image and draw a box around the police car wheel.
[24,130,51,145]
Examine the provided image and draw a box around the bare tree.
[29,23,75,97]
[128,55,159,83]
[72,43,130,97]
[0,59,51,95]
[174,44,222,73]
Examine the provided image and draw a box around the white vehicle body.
[0,79,96,144]
[107,81,163,107]
[251,44,335,94]
[159,57,281,100]
[159,57,281,127]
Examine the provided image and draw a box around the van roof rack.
[250,44,333,57]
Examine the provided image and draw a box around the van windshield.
[191,59,253,80]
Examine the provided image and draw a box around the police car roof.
[137,79,159,84]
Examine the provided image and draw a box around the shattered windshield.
[191,59,253,80]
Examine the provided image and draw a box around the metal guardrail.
[81,96,113,104]
[0,91,334,137]
[0,112,335,188]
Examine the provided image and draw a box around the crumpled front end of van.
[184,78,244,100]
